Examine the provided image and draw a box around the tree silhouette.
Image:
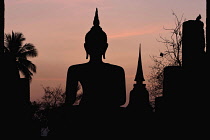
[148,12,184,105]
[41,85,65,108]
[41,83,83,109]
[29,84,82,134]
[4,31,38,81]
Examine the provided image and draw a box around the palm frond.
[5,33,11,42]
[12,31,25,46]
[17,62,33,81]
[3,46,10,53]
[5,31,26,53]
[21,43,35,51]
[18,58,37,73]
[18,49,38,58]
[18,43,38,58]
[4,33,12,50]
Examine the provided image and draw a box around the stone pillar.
[182,19,206,113]
[157,66,183,113]
[182,20,205,70]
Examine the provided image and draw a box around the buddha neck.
[89,56,103,64]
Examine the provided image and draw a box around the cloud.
[108,25,160,39]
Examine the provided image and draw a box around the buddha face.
[84,40,108,59]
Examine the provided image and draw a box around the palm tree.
[4,31,38,81]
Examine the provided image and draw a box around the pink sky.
[4,0,206,106]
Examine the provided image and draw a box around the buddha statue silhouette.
[64,8,126,110]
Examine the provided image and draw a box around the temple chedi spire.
[127,44,153,114]
[134,44,145,84]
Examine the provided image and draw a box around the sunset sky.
[4,0,206,106]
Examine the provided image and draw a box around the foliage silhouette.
[148,12,184,105]
[4,31,38,81]
[29,84,82,136]
[40,84,82,109]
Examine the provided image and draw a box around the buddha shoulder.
[67,63,87,73]
[104,63,125,72]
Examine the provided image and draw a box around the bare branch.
[148,11,184,103]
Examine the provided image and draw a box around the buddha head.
[84,8,108,59]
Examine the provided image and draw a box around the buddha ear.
[103,43,108,59]
[84,43,87,51]
[84,43,89,59]
[86,53,89,59]
[103,54,106,59]
[105,42,108,48]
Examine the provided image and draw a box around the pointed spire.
[134,44,145,83]
[93,8,100,26]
